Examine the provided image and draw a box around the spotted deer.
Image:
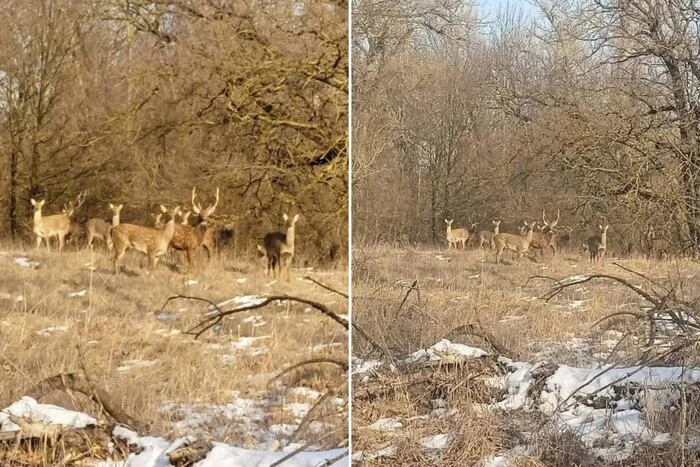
[263,213,300,281]
[494,221,536,264]
[478,220,501,249]
[31,191,86,252]
[110,205,181,274]
[445,219,470,249]
[587,224,609,264]
[169,187,219,270]
[86,203,123,250]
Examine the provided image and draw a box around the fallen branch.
[303,276,348,298]
[26,373,143,431]
[446,324,518,360]
[269,358,348,385]
[162,294,347,339]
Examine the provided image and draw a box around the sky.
[476,0,540,21]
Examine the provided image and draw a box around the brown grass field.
[352,243,700,466]
[0,240,348,456]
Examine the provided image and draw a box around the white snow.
[0,398,348,466]
[0,397,97,432]
[36,326,68,336]
[117,359,160,372]
[406,339,489,363]
[419,433,451,449]
[368,418,403,431]
[68,290,87,298]
[14,257,39,268]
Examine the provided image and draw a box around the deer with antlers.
[169,187,219,270]
[31,191,86,253]
[111,205,181,274]
[528,210,560,258]
[86,203,123,251]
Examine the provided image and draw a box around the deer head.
[192,187,220,220]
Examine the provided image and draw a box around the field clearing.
[0,242,348,463]
[352,244,700,466]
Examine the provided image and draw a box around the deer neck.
[163,215,177,238]
[111,212,120,227]
[601,230,607,248]
[33,209,42,226]
[525,227,534,242]
[286,222,296,250]
[494,225,499,235]
[446,224,452,236]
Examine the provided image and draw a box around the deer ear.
[293,214,300,222]
[109,203,114,209]
[31,199,36,206]
[160,205,167,213]
[118,204,123,210]
[283,213,289,222]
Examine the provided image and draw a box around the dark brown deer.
[263,213,300,280]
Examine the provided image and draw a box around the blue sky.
[476,0,539,20]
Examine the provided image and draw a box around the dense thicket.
[0,0,348,261]
[352,0,700,256]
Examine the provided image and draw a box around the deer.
[445,219,470,249]
[644,225,670,260]
[86,203,123,250]
[180,210,191,225]
[494,220,536,264]
[30,191,86,253]
[169,187,219,270]
[587,224,609,264]
[263,213,300,281]
[152,212,164,228]
[478,220,501,249]
[110,205,181,274]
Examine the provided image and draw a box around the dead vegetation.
[0,242,348,462]
[352,244,700,465]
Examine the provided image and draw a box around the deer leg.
[187,248,195,271]
[36,236,42,250]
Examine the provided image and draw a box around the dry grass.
[0,241,348,452]
[352,243,700,465]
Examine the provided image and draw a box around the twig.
[446,324,518,359]
[165,294,347,339]
[268,358,348,385]
[290,385,345,443]
[269,430,345,467]
[26,373,143,431]
[397,280,418,313]
[530,273,660,305]
[303,276,348,298]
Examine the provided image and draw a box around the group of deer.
[445,210,609,265]
[30,188,221,274]
[30,188,300,279]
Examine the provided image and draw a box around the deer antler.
[202,187,219,217]
[191,187,202,214]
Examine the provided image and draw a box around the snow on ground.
[357,337,700,463]
[160,386,344,450]
[368,418,403,431]
[67,289,87,298]
[36,326,68,336]
[0,398,348,466]
[14,257,40,268]
[117,359,160,372]
[0,397,97,431]
[406,339,489,363]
